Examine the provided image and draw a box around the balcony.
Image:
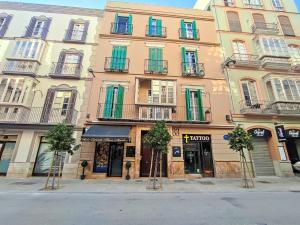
[144,59,168,75]
[182,62,205,77]
[252,23,279,35]
[97,104,211,123]
[104,57,129,73]
[291,58,300,72]
[244,2,263,9]
[49,62,82,79]
[240,100,300,115]
[0,106,78,125]
[230,54,260,68]
[110,23,133,35]
[260,56,291,70]
[179,28,199,40]
[63,30,87,43]
[145,26,167,38]
[2,60,39,77]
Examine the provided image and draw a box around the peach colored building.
[80,2,238,179]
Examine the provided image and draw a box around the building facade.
[80,2,238,179]
[195,0,300,176]
[0,2,102,178]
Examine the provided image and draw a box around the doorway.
[0,141,16,175]
[286,139,300,173]
[140,131,167,177]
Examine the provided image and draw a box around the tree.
[228,125,254,188]
[144,121,171,190]
[44,123,81,190]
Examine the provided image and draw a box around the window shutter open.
[181,47,187,72]
[278,16,295,36]
[0,15,12,38]
[185,88,192,121]
[56,51,66,74]
[114,85,124,119]
[75,53,83,76]
[81,21,89,42]
[180,19,187,38]
[41,17,52,40]
[65,20,75,40]
[195,49,199,74]
[148,16,152,35]
[192,21,198,39]
[25,17,37,37]
[197,90,205,121]
[65,90,77,123]
[128,14,133,34]
[148,48,155,72]
[40,88,55,123]
[156,19,162,36]
[103,86,114,118]
[119,46,127,70]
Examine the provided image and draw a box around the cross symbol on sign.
[184,134,190,144]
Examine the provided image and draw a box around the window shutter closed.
[192,21,198,39]
[180,19,186,38]
[157,48,163,72]
[119,46,127,70]
[114,86,124,119]
[185,88,192,121]
[65,20,75,40]
[40,88,55,123]
[81,21,89,42]
[0,15,12,38]
[197,90,205,121]
[227,12,242,32]
[65,90,77,124]
[195,49,199,75]
[253,13,266,29]
[103,86,114,118]
[25,17,37,37]
[278,16,295,36]
[156,19,162,36]
[148,48,155,72]
[41,17,52,40]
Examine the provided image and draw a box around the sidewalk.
[0,176,299,193]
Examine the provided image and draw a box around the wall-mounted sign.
[285,129,300,139]
[223,134,230,140]
[275,125,286,142]
[182,134,211,144]
[172,146,181,157]
[126,146,136,157]
[248,128,272,138]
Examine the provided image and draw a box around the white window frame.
[258,37,289,57]
[11,40,44,60]
[241,80,259,106]
[150,80,176,105]
[267,78,300,102]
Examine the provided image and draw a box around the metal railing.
[97,103,211,123]
[260,56,291,70]
[244,2,264,9]
[111,23,133,35]
[182,62,205,77]
[145,26,167,37]
[49,62,82,78]
[252,22,279,34]
[240,100,300,115]
[0,106,78,125]
[144,59,168,75]
[104,57,129,73]
[2,60,39,76]
[179,28,199,40]
[64,29,87,42]
[231,54,260,67]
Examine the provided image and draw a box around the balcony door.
[232,41,248,60]
[184,22,194,39]
[185,88,205,121]
[116,16,129,33]
[241,80,259,107]
[71,23,85,41]
[185,51,197,74]
[103,85,124,119]
[62,53,80,75]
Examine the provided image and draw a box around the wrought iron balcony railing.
[244,2,264,9]
[111,23,133,35]
[182,62,205,77]
[0,106,78,125]
[104,57,129,73]
[179,28,199,40]
[252,22,279,34]
[64,29,87,42]
[49,62,82,79]
[260,56,291,70]
[240,100,300,115]
[144,59,168,75]
[2,60,39,76]
[230,54,260,68]
[145,26,167,38]
[97,104,211,123]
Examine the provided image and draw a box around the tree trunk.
[241,150,249,188]
[153,151,159,189]
[57,152,63,188]
[159,152,162,189]
[44,151,55,189]
[51,151,58,189]
[147,148,154,189]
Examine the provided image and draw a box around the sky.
[0,0,299,10]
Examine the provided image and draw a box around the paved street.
[0,177,299,225]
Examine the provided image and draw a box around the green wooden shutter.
[185,88,192,121]
[156,19,162,36]
[104,86,114,118]
[114,85,124,118]
[148,16,153,35]
[149,48,155,72]
[180,19,186,38]
[114,13,118,33]
[111,46,117,70]
[119,46,127,70]
[197,90,205,121]
[195,49,199,75]
[192,21,198,39]
[157,48,163,72]
[181,47,187,73]
[128,14,133,34]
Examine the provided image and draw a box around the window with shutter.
[241,80,258,106]
[65,20,89,42]
[103,85,124,119]
[148,48,163,73]
[278,16,295,36]
[114,15,132,35]
[110,46,127,71]
[252,13,266,29]
[180,20,198,39]
[0,15,12,38]
[272,0,283,10]
[185,88,205,121]
[227,12,242,32]
[25,16,51,39]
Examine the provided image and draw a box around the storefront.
[0,139,16,175]
[285,129,300,173]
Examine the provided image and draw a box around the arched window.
[232,40,248,60]
[241,79,258,106]
[278,16,295,36]
[224,0,234,7]
[252,13,266,29]
[227,11,242,32]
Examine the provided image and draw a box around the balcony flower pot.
[125,161,132,180]
[80,160,88,180]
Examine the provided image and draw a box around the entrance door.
[286,139,300,173]
[0,141,16,175]
[140,131,167,177]
[252,138,275,176]
[107,143,124,177]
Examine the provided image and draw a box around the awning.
[81,125,131,142]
